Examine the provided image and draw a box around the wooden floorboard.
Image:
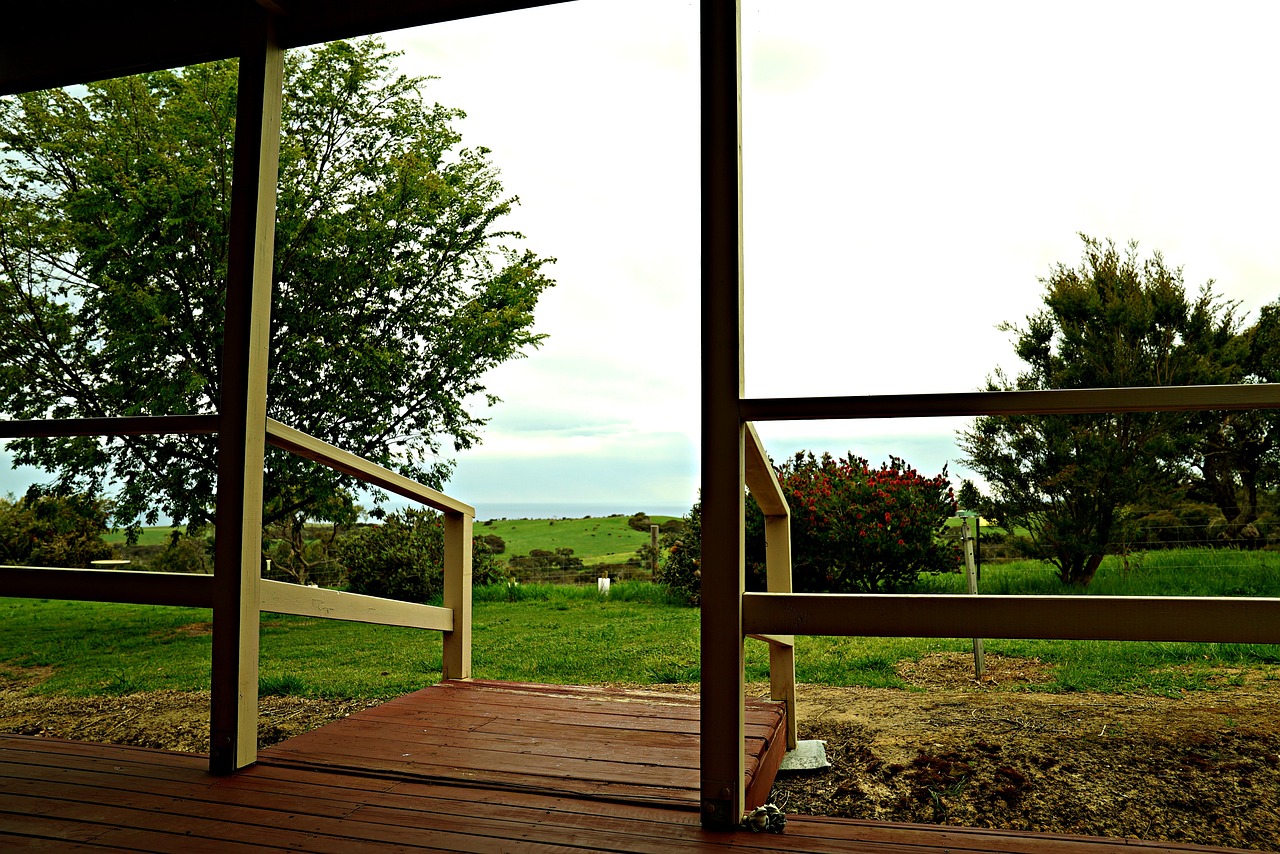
[0,680,1257,853]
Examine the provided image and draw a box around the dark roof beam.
[0,0,574,96]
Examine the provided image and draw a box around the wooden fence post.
[962,518,986,678]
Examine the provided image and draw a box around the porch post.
[700,0,746,829]
[210,5,283,775]
[442,510,474,680]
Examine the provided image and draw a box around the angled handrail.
[265,418,474,516]
[263,418,473,680]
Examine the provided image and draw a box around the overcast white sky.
[5,0,1280,518]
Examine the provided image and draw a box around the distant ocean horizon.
[468,501,691,522]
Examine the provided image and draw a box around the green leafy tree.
[1183,299,1280,545]
[153,529,212,575]
[959,237,1237,585]
[336,508,504,603]
[0,486,115,567]
[0,38,553,539]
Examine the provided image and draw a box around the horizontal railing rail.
[740,382,1280,421]
[0,415,221,438]
[260,580,453,631]
[743,592,1280,645]
[0,566,214,607]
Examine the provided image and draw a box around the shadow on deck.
[0,680,1255,852]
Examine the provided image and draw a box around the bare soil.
[773,653,1280,852]
[3,655,1278,851]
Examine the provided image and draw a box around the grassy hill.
[479,514,678,566]
[102,512,685,568]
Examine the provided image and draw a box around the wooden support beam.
[260,580,452,631]
[442,511,474,680]
[210,6,282,776]
[742,592,1280,644]
[0,567,213,608]
[700,0,745,830]
[0,1,580,97]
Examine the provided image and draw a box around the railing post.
[701,0,746,830]
[210,4,282,776]
[763,512,797,750]
[745,423,798,751]
[442,510,473,680]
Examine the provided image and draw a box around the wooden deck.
[0,680,1255,853]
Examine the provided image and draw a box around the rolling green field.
[103,513,679,565]
[102,527,180,547]
[473,514,678,565]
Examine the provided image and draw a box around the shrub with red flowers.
[658,452,960,603]
[779,451,959,593]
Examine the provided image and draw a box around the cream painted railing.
[0,415,475,732]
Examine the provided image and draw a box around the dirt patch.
[2,658,1278,850]
[894,651,1055,688]
[0,668,377,753]
[772,654,1280,851]
[148,621,214,640]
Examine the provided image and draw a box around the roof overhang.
[0,0,574,95]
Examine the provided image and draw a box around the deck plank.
[0,680,1257,853]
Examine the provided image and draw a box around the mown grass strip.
[3,580,1278,700]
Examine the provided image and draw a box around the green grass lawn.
[913,548,1280,598]
[4,579,1277,701]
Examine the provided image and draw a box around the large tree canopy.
[958,236,1237,586]
[0,39,554,531]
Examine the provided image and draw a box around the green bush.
[659,452,960,603]
[0,487,115,568]
[779,452,958,592]
[336,508,505,602]
[626,512,652,532]
[657,502,703,605]
[659,518,686,535]
[153,530,212,574]
[508,547,583,572]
